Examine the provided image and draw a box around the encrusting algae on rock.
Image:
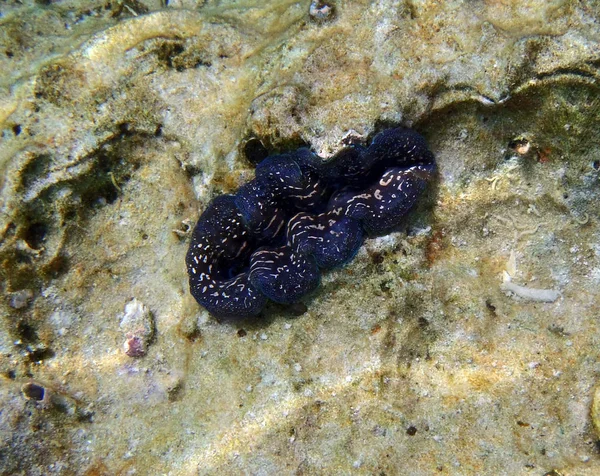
[1,0,600,474]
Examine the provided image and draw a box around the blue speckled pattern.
[186,127,436,319]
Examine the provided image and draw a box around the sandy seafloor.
[1,0,600,474]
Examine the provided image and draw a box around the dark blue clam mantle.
[186,127,436,319]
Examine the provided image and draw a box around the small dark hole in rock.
[52,399,73,415]
[508,139,523,149]
[194,60,212,68]
[22,382,45,401]
[237,329,247,337]
[15,250,32,264]
[593,160,600,170]
[168,383,183,402]
[17,322,39,343]
[12,124,21,136]
[155,124,163,137]
[23,222,48,249]
[102,185,119,204]
[77,410,94,423]
[563,193,569,199]
[288,302,308,316]
[406,426,417,436]
[183,327,201,342]
[6,50,14,58]
[28,348,55,363]
[118,122,131,136]
[6,370,16,379]
[157,42,185,69]
[142,233,149,240]
[379,280,391,292]
[371,252,384,264]
[183,164,201,178]
[243,137,269,165]
[418,317,429,328]
[97,156,113,174]
[64,209,77,222]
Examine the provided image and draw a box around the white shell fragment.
[309,1,334,21]
[501,272,560,303]
[119,298,155,357]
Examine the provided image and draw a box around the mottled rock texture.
[1,0,600,474]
